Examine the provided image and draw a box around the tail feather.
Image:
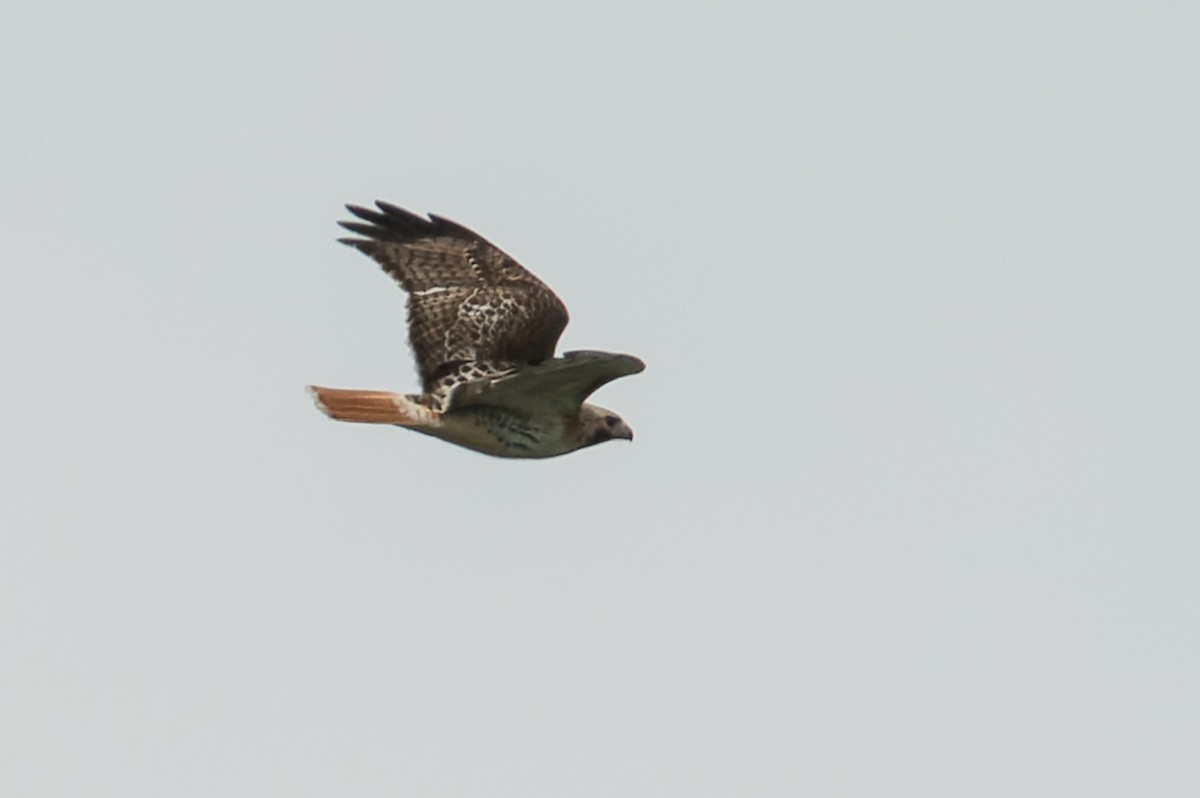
[307,386,434,426]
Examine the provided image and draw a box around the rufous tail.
[307,386,435,426]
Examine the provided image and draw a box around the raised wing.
[338,201,570,392]
[444,350,646,415]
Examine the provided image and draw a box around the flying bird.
[308,201,645,458]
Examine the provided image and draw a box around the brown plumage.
[309,201,644,458]
[337,202,568,394]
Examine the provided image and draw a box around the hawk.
[308,200,645,458]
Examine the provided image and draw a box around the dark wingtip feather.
[375,200,431,226]
[339,220,381,237]
[337,200,442,242]
[344,204,390,226]
[339,199,494,251]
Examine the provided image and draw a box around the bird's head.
[578,404,634,447]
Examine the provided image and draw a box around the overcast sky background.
[3,1,1198,795]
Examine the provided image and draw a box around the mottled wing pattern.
[422,359,520,410]
[445,351,646,415]
[337,201,570,393]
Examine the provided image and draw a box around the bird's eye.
[604,415,619,426]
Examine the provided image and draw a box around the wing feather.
[444,351,645,415]
[338,201,570,392]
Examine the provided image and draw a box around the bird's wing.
[338,201,569,392]
[444,350,645,416]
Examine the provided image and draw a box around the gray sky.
[3,1,1198,795]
